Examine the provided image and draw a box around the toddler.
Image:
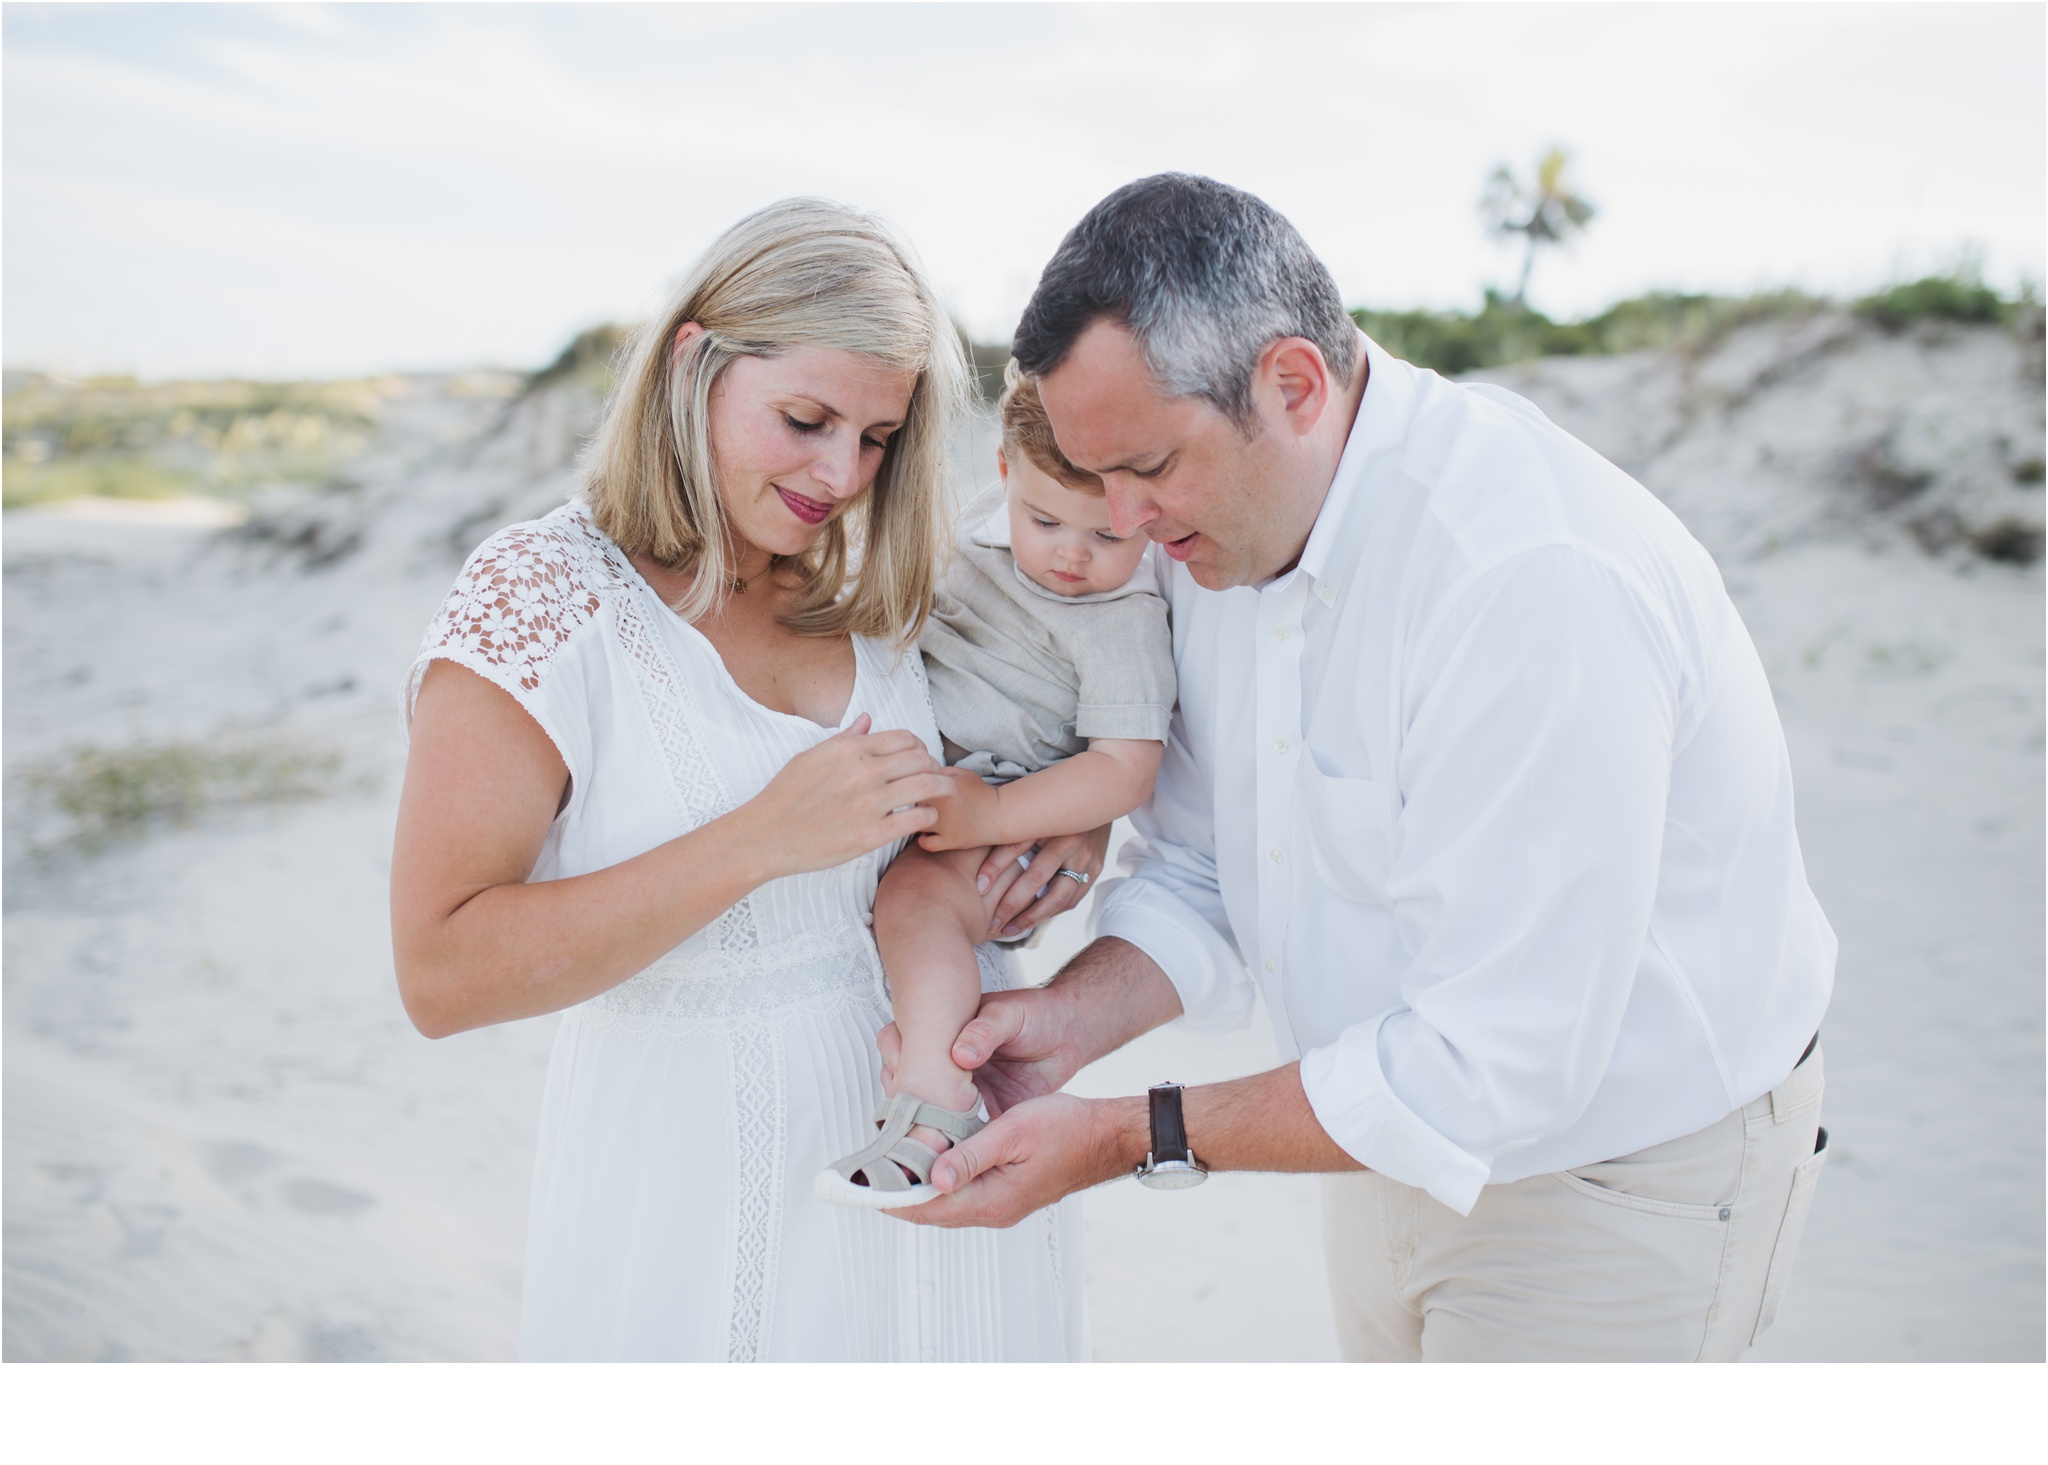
[816,363,1175,1207]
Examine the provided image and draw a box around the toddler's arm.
[918,739,1162,853]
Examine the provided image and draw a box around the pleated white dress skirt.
[520,933,1083,1362]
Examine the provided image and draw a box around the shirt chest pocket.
[1297,756,1399,904]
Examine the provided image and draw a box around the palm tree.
[1481,147,1597,310]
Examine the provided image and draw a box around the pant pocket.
[1556,1169,1733,1221]
[1751,1127,1830,1345]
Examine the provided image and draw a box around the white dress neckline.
[585,502,867,735]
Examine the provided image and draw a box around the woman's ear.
[671,321,705,371]
[995,448,1010,485]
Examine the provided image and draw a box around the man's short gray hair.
[1011,174,1359,429]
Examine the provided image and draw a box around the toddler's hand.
[743,713,954,877]
[917,768,1000,851]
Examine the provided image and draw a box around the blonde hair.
[582,198,966,646]
[996,358,1103,495]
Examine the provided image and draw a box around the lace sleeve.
[403,514,605,740]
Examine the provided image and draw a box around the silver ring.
[1056,868,1091,887]
[1016,854,1033,870]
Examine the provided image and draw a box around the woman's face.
[702,340,917,563]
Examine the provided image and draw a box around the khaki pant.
[1323,1049,1828,1361]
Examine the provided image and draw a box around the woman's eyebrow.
[784,393,842,420]
[785,393,902,431]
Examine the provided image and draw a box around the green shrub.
[2,455,195,510]
[1350,288,1831,377]
[23,738,347,845]
[1350,295,1549,377]
[1855,273,2011,332]
[1351,277,2038,376]
[525,324,630,395]
[2,373,392,511]
[1579,289,1828,355]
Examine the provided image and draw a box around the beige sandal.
[814,1094,985,1210]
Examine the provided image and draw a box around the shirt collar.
[965,490,1011,549]
[1288,330,1414,597]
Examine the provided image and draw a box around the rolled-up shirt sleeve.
[1089,714,1256,1034]
[1299,545,1683,1214]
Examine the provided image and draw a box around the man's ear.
[1262,337,1331,436]
[671,320,705,372]
[995,447,1010,485]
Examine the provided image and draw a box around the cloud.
[4,2,2040,377]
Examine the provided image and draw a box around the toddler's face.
[1002,450,1150,597]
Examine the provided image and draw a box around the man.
[891,174,1835,1362]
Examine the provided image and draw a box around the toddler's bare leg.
[873,842,1002,1155]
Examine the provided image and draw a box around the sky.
[3,1,2043,380]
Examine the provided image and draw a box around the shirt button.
[1269,848,1284,863]
[1264,958,1277,973]
[918,1281,934,1295]
[1318,585,1336,604]
[1273,739,1289,753]
[1273,626,1290,641]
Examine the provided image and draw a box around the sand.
[4,315,2040,1361]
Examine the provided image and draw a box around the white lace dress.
[406,500,1085,1362]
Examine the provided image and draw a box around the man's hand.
[878,981,1087,1119]
[882,1064,1365,1229]
[879,935,1182,1119]
[883,1092,1142,1229]
[976,825,1111,939]
[949,984,1090,1116]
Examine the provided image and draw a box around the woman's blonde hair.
[581,198,966,646]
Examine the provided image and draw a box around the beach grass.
[22,737,351,846]
[939,273,2042,392]
[522,324,630,397]
[2,454,199,510]
[1346,271,2042,378]
[2,374,397,511]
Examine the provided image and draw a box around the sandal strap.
[869,1093,986,1144]
[827,1094,927,1192]
[890,1137,942,1184]
[827,1094,985,1194]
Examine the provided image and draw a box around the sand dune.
[5,314,2040,1360]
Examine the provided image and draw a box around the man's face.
[1036,319,1297,590]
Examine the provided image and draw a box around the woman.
[391,199,1099,1361]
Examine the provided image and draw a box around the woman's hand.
[738,713,956,880]
[394,685,951,1039]
[976,822,1113,940]
[399,664,932,1037]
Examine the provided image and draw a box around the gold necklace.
[729,556,781,595]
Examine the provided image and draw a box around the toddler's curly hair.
[997,358,1104,496]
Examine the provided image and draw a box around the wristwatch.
[1133,1082,1209,1189]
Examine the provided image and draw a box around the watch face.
[1137,1162,1208,1190]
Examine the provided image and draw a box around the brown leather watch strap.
[1148,1082,1191,1163]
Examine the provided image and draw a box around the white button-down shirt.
[1091,334,1836,1215]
